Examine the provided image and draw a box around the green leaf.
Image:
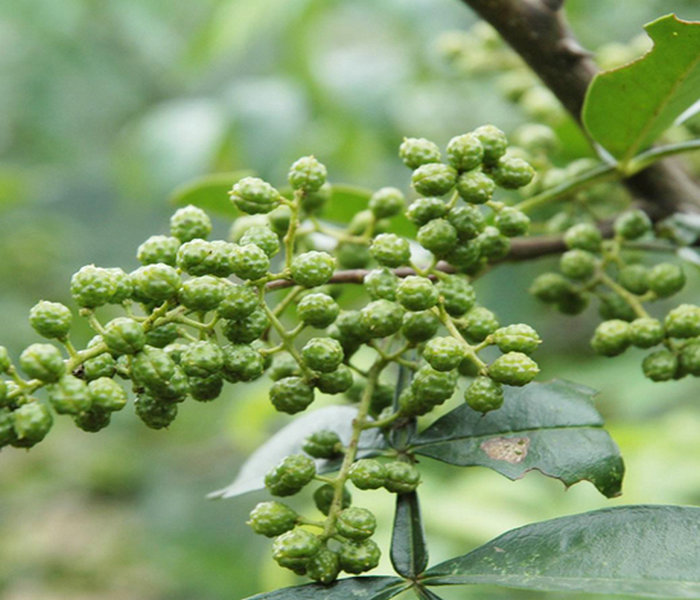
[583,14,700,165]
[243,576,407,600]
[409,380,624,498]
[423,505,700,597]
[391,491,429,579]
[208,406,385,499]
[415,588,445,600]
[169,171,253,218]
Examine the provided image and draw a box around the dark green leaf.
[583,15,700,165]
[243,576,407,600]
[389,363,417,451]
[424,505,700,598]
[208,406,385,499]
[409,380,624,497]
[169,170,253,218]
[391,491,429,579]
[415,587,445,600]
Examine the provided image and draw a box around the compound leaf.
[423,505,700,597]
[170,170,253,218]
[583,14,700,165]
[390,491,429,579]
[243,576,407,600]
[409,380,624,498]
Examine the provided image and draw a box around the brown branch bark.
[459,0,700,215]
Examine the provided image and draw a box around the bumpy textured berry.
[490,156,534,189]
[411,163,458,196]
[648,263,685,298]
[488,352,539,386]
[406,197,447,225]
[230,244,270,281]
[598,293,636,322]
[288,156,327,193]
[188,374,223,402]
[563,223,602,252]
[529,272,573,303]
[176,239,215,276]
[316,365,353,394]
[493,324,541,354]
[383,461,420,493]
[363,269,398,302]
[307,548,340,584]
[396,276,438,311]
[12,402,53,446]
[348,211,374,236]
[145,323,179,348]
[401,310,440,344]
[446,133,484,171]
[369,187,404,218]
[465,376,504,413]
[297,293,339,328]
[412,365,457,404]
[348,459,386,490]
[448,206,485,241]
[130,263,181,303]
[559,249,596,280]
[437,275,476,317]
[334,311,371,345]
[131,346,176,390]
[336,242,371,269]
[618,265,650,295]
[300,182,331,214]
[290,251,335,287]
[178,275,225,311]
[417,218,458,257]
[248,501,298,537]
[82,351,116,381]
[229,177,280,214]
[19,343,64,382]
[614,209,651,240]
[222,308,269,344]
[664,304,700,338]
[137,235,180,266]
[272,529,321,572]
[218,285,258,320]
[399,137,441,169]
[73,407,111,433]
[591,320,630,357]
[170,205,212,242]
[48,375,90,415]
[314,483,351,516]
[456,170,495,204]
[423,337,466,371]
[0,409,15,445]
[239,226,280,258]
[679,342,700,376]
[301,338,344,373]
[629,318,665,348]
[265,454,316,496]
[181,341,224,378]
[338,539,381,574]
[495,207,530,237]
[221,343,264,382]
[642,350,678,382]
[106,267,133,304]
[457,355,481,377]
[103,317,146,355]
[70,265,117,308]
[360,300,404,338]
[302,430,342,459]
[269,376,314,414]
[477,226,510,260]
[87,377,128,412]
[458,306,500,342]
[369,234,410,268]
[336,507,376,541]
[472,125,507,165]
[0,347,10,373]
[29,301,72,340]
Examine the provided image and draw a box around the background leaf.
[423,505,700,597]
[169,170,253,218]
[582,14,700,165]
[390,491,429,579]
[243,576,407,600]
[409,380,624,498]
[209,406,385,499]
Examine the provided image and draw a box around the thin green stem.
[272,286,304,318]
[436,303,488,375]
[283,191,302,271]
[597,271,648,319]
[625,139,700,175]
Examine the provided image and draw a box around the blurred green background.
[1,1,699,598]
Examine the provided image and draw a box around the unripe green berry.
[230,243,270,281]
[614,209,651,240]
[664,304,700,338]
[436,275,476,317]
[417,218,458,257]
[448,205,486,240]
[297,293,339,328]
[336,242,371,269]
[103,317,146,355]
[456,170,495,204]
[399,137,441,169]
[0,408,15,446]
[411,163,458,196]
[513,123,558,154]
[383,461,420,494]
[369,187,404,218]
[401,310,440,343]
[82,351,116,381]
[369,234,410,268]
[268,205,292,234]
[529,272,573,303]
[472,125,507,165]
[222,308,269,344]
[175,239,214,276]
[642,350,678,382]
[488,352,539,386]
[360,300,404,338]
[423,337,466,371]
[307,548,340,584]
[363,268,398,301]
[265,454,316,496]
[314,483,351,516]
[239,225,280,258]
[19,343,64,382]
[336,507,376,541]
[73,406,111,433]
[248,501,298,537]
[178,275,225,311]
[0,347,10,373]
[495,207,530,237]
[679,342,700,376]
[563,223,602,252]
[221,343,264,382]
[465,376,504,413]
[490,156,534,189]
[556,291,589,315]
[629,318,665,348]
[457,354,481,377]
[302,430,342,459]
[348,459,386,490]
[444,242,481,272]
[301,182,331,214]
[406,197,447,225]
[458,306,500,343]
[48,375,90,415]
[29,301,72,339]
[598,293,636,322]
[290,251,335,287]
[181,341,224,378]
[446,133,484,171]
[131,346,176,390]
[272,529,321,572]
[229,177,281,214]
[591,320,631,357]
[412,365,457,404]
[493,324,541,354]
[648,263,685,298]
[301,338,344,373]
[477,226,510,260]
[288,156,327,192]
[87,377,128,412]
[618,265,650,295]
[334,310,371,344]
[396,276,438,311]
[559,249,597,280]
[269,376,315,414]
[188,373,224,402]
[137,235,180,266]
[12,401,53,446]
[70,265,117,308]
[316,365,354,394]
[338,539,381,574]
[106,267,133,304]
[218,285,259,320]
[130,263,181,303]
[170,205,212,242]
[348,210,374,236]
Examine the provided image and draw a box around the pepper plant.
[1,3,700,599]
